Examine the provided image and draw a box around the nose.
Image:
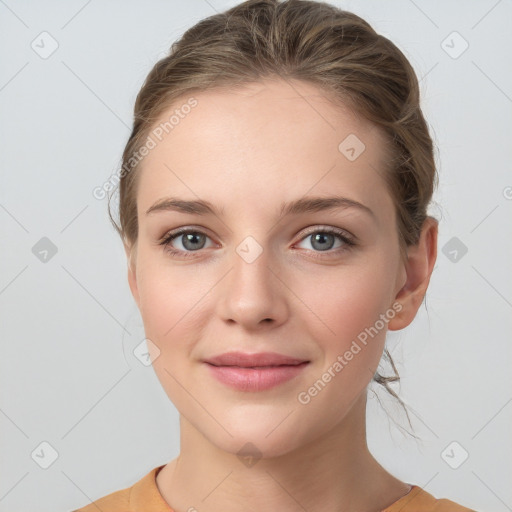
[216,243,289,330]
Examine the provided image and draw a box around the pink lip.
[205,351,308,367]
[203,351,310,392]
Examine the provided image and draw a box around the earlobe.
[388,217,438,331]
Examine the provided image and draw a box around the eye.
[159,228,214,258]
[158,225,356,259]
[294,226,355,256]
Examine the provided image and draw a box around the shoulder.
[71,465,171,512]
[71,486,131,512]
[383,485,478,512]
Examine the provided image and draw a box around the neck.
[157,393,410,512]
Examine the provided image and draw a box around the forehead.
[136,78,394,223]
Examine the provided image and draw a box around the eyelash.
[158,226,356,260]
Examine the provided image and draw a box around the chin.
[201,411,310,461]
[215,431,302,462]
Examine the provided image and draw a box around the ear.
[388,217,438,331]
[124,242,140,308]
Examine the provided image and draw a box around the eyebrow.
[145,195,375,219]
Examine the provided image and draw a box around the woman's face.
[127,78,407,457]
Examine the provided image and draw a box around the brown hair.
[109,0,438,435]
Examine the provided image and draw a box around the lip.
[203,351,310,392]
[204,351,308,367]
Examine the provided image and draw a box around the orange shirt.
[72,465,476,512]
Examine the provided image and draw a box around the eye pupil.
[311,233,335,251]
[183,232,205,250]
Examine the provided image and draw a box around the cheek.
[135,260,208,406]
[291,259,397,408]
[295,264,395,347]
[136,252,205,340]
[290,268,393,425]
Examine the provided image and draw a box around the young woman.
[74,0,477,510]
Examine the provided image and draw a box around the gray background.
[1,1,511,511]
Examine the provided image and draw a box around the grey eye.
[179,232,208,251]
[309,232,336,251]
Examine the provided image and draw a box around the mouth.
[202,352,310,392]
[203,351,310,368]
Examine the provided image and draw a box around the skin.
[125,78,438,512]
